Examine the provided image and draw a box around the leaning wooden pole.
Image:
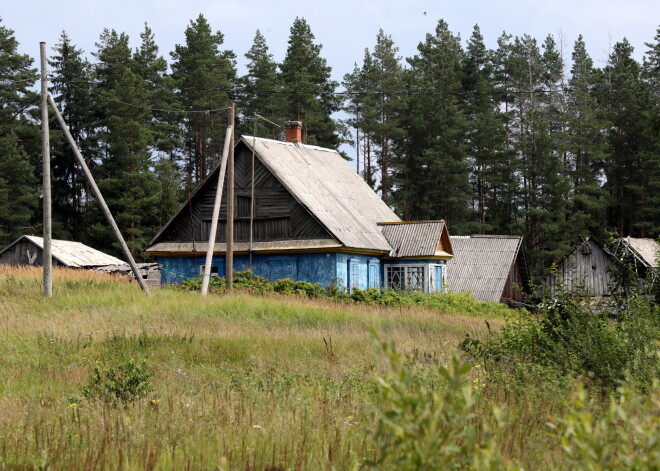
[40,42,52,297]
[201,125,233,296]
[226,103,235,292]
[47,94,150,296]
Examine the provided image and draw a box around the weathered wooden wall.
[502,259,526,301]
[0,240,63,267]
[160,144,331,244]
[546,239,614,297]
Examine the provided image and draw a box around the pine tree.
[601,39,650,237]
[132,24,181,160]
[280,17,341,148]
[564,35,609,241]
[343,30,404,199]
[49,31,95,239]
[393,20,470,228]
[343,48,378,189]
[171,14,236,185]
[89,29,160,259]
[641,27,660,236]
[0,17,39,246]
[462,25,508,234]
[237,30,285,138]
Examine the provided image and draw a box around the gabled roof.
[619,237,659,268]
[446,235,526,302]
[0,235,124,267]
[147,137,400,253]
[379,221,452,259]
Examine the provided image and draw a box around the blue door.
[433,265,443,292]
[368,261,380,289]
[348,259,359,292]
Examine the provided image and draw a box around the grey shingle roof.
[379,221,449,258]
[239,137,400,252]
[446,235,524,302]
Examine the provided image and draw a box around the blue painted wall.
[159,253,443,292]
[160,252,342,288]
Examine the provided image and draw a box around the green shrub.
[464,277,660,390]
[81,358,153,407]
[558,379,660,470]
[366,331,511,470]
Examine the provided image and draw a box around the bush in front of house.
[174,270,513,316]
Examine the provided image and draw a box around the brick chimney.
[285,121,303,144]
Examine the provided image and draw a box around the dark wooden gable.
[154,141,332,244]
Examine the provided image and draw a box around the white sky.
[4,0,658,78]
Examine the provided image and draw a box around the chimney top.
[285,121,303,144]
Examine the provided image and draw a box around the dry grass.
[0,267,564,470]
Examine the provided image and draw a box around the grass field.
[0,266,654,470]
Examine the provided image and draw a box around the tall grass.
[1,267,655,469]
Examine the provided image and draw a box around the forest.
[0,14,658,278]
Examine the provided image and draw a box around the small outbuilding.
[544,238,615,297]
[445,235,529,302]
[0,235,124,268]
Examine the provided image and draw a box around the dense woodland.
[0,15,659,277]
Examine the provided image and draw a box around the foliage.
[558,379,660,470]
[176,270,514,317]
[367,330,511,470]
[80,358,153,407]
[463,276,660,389]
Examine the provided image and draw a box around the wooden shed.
[445,235,529,302]
[544,238,614,297]
[0,235,124,268]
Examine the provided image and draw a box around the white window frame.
[384,263,446,293]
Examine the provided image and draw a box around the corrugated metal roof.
[379,221,447,257]
[243,137,400,251]
[445,235,523,302]
[622,237,659,268]
[21,235,124,267]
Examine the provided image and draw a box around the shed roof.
[0,235,124,267]
[445,235,525,302]
[379,221,452,258]
[620,237,659,268]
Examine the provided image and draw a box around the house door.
[432,265,443,292]
[347,259,359,292]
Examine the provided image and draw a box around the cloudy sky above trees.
[4,0,658,80]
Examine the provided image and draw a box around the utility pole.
[200,125,232,296]
[48,95,151,296]
[40,42,52,298]
[226,103,235,291]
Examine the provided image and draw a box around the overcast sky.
[4,0,659,82]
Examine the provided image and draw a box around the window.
[199,265,219,276]
[384,264,445,293]
[237,195,252,219]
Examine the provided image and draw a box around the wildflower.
[69,402,78,409]
[252,425,262,429]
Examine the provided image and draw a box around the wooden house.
[545,238,615,297]
[545,237,659,298]
[445,235,529,302]
[0,235,124,268]
[146,124,453,292]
